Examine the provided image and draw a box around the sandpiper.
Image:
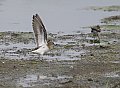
[91,25,101,34]
[32,14,54,55]
[91,25,101,45]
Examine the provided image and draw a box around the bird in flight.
[32,14,54,55]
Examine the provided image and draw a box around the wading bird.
[32,14,54,55]
[91,25,101,45]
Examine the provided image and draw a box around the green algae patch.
[86,5,120,11]
[101,15,120,24]
[90,39,100,44]
[0,31,34,44]
[101,25,120,30]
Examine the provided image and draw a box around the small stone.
[90,54,94,56]
[88,78,93,81]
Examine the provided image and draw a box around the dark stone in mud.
[59,80,73,84]
[13,65,17,69]
[90,54,94,56]
[87,78,93,81]
[99,45,105,48]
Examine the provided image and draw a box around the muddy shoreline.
[0,24,120,88]
[0,4,120,88]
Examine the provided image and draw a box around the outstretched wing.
[32,14,47,47]
[35,14,47,41]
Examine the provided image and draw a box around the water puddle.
[110,61,120,64]
[0,32,87,61]
[0,31,118,61]
[103,72,120,78]
[17,74,73,87]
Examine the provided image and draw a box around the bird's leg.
[38,54,40,59]
[41,54,44,60]
[98,34,101,46]
[93,36,95,46]
[98,36,100,46]
[38,54,44,61]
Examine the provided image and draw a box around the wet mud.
[0,24,120,88]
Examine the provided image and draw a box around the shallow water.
[0,35,85,61]
[0,0,120,33]
[17,74,73,87]
[103,71,120,79]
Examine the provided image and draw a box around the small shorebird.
[32,14,54,55]
[91,25,101,45]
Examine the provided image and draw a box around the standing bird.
[91,25,101,45]
[32,14,54,55]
